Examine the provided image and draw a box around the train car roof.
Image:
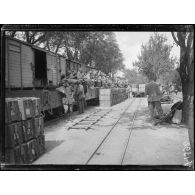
[5,36,83,66]
[5,36,101,71]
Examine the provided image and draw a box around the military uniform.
[145,81,163,120]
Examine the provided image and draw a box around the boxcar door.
[21,44,34,88]
[46,53,57,86]
[34,48,47,87]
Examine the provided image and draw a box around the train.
[5,36,99,117]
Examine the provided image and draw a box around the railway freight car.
[5,36,99,117]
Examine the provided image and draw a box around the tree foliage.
[159,69,181,91]
[133,33,176,80]
[123,68,148,84]
[6,31,46,45]
[6,31,124,74]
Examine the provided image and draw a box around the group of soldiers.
[57,75,86,121]
[66,67,128,89]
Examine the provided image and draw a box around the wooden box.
[36,135,45,156]
[5,98,21,124]
[20,143,29,164]
[26,139,38,163]
[30,97,41,117]
[13,146,22,164]
[5,149,15,164]
[21,119,34,142]
[34,116,44,138]
[5,122,23,148]
[99,100,112,107]
[23,98,34,119]
[16,98,34,120]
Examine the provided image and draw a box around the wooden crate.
[26,139,38,163]
[30,97,41,117]
[34,116,44,138]
[20,143,29,164]
[36,135,45,156]
[16,98,34,120]
[5,122,23,148]
[12,146,22,164]
[99,88,111,95]
[99,94,111,101]
[21,119,34,142]
[5,98,21,124]
[99,100,112,107]
[5,148,15,164]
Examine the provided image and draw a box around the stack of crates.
[5,97,45,164]
[99,88,128,107]
[99,89,112,107]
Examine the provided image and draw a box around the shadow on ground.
[45,140,64,153]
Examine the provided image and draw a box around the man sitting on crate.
[145,74,163,123]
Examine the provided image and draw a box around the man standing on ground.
[63,80,74,121]
[145,74,163,122]
[74,81,85,114]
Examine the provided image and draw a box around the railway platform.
[33,97,190,166]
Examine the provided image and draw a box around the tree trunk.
[180,43,194,161]
[179,47,193,123]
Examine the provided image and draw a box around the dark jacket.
[145,81,162,102]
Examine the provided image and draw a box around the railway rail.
[84,98,142,165]
[67,109,112,130]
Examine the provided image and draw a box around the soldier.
[63,80,74,121]
[145,74,163,122]
[74,80,85,114]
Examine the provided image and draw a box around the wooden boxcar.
[5,36,99,115]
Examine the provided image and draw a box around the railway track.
[67,109,112,130]
[85,98,142,165]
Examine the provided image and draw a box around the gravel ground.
[33,96,190,166]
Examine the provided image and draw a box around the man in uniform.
[74,81,85,114]
[145,74,163,122]
[63,80,74,121]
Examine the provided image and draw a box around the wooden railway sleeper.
[68,110,110,130]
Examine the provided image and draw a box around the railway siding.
[33,98,190,165]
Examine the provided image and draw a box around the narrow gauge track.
[120,98,142,165]
[85,98,141,165]
[67,109,111,130]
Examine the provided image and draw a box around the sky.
[115,32,180,70]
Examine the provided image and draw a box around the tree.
[133,33,176,80]
[171,27,194,123]
[171,26,194,158]
[123,68,148,84]
[6,31,124,74]
[80,32,125,74]
[159,69,182,91]
[6,31,47,45]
